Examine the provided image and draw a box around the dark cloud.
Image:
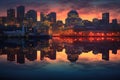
[0,0,119,10]
[0,0,120,12]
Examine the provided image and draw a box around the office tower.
[47,12,56,24]
[102,50,109,61]
[112,19,118,25]
[17,6,25,23]
[7,8,15,21]
[7,53,15,61]
[26,10,37,22]
[102,12,109,25]
[17,51,25,64]
[40,12,47,22]
[92,18,99,26]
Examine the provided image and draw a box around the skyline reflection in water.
[0,37,120,80]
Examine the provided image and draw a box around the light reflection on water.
[0,37,120,80]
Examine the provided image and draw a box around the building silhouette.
[17,6,25,23]
[40,49,56,60]
[47,12,56,24]
[7,52,15,61]
[102,12,110,25]
[65,43,82,62]
[112,19,118,27]
[0,38,120,63]
[26,10,37,22]
[65,10,82,27]
[26,49,37,61]
[92,18,99,26]
[40,12,47,22]
[7,9,15,22]
[102,49,109,61]
[17,50,25,64]
[0,17,7,25]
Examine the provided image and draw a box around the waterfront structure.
[3,25,25,36]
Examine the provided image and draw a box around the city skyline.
[0,5,120,38]
[0,38,120,63]
[0,5,119,24]
[0,1,120,80]
[0,0,120,23]
[0,1,120,38]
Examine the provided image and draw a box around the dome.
[68,10,79,18]
[68,10,78,14]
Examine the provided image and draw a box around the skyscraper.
[92,18,99,26]
[47,12,56,24]
[17,6,25,23]
[7,8,15,21]
[7,52,15,61]
[112,19,118,25]
[102,50,109,61]
[26,10,37,22]
[102,12,110,25]
[0,17,7,25]
[40,12,47,22]
[17,51,25,64]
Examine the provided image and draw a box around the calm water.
[0,37,120,80]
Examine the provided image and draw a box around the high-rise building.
[17,6,25,23]
[102,50,109,61]
[0,17,7,25]
[40,12,47,22]
[26,10,37,22]
[17,52,25,64]
[7,53,15,61]
[102,12,109,25]
[112,19,118,25]
[7,9,15,21]
[47,12,56,24]
[92,18,99,26]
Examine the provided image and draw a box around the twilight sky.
[0,0,120,23]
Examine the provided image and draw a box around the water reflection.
[0,37,120,64]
